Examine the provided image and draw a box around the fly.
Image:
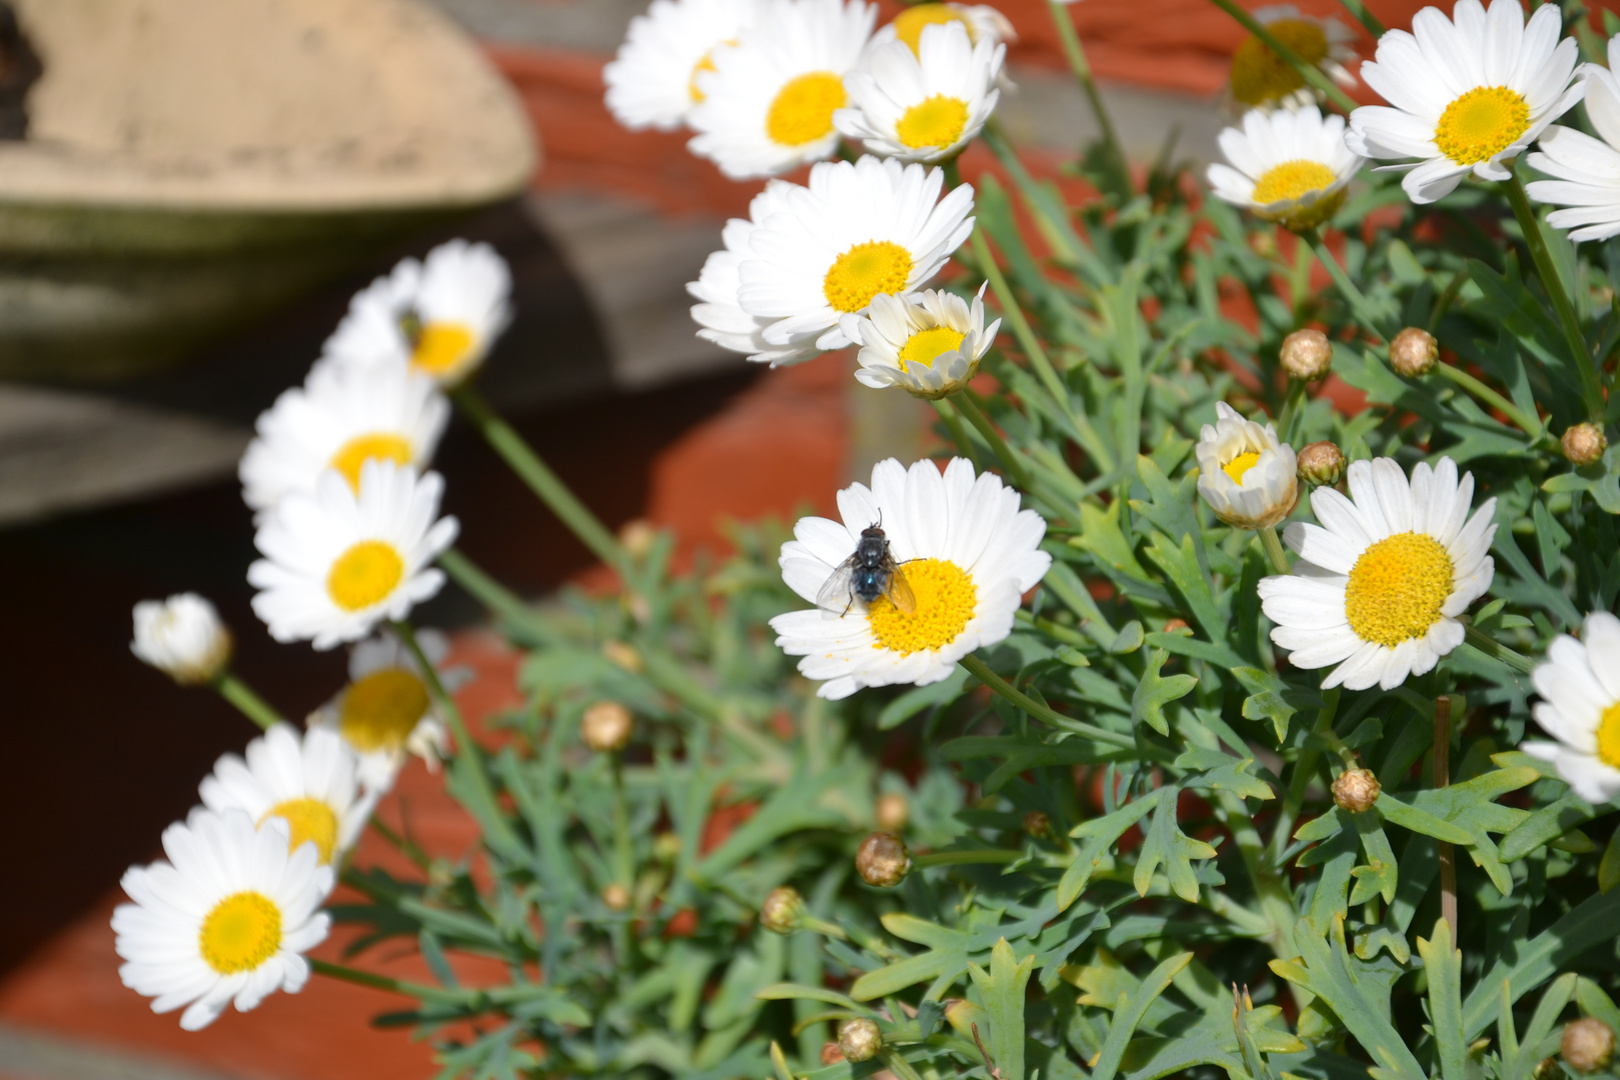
[816,520,916,617]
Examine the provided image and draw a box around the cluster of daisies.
[117,239,508,1029]
[1209,0,1620,241]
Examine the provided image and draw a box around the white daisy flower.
[112,807,332,1031]
[1257,456,1497,691]
[737,154,976,352]
[687,0,876,180]
[248,460,459,650]
[770,457,1051,700]
[320,239,512,387]
[837,284,1000,397]
[1526,35,1620,242]
[131,593,232,685]
[604,0,762,132]
[835,20,1004,164]
[1207,105,1364,231]
[309,629,470,791]
[200,723,374,867]
[1522,611,1620,804]
[1346,0,1584,204]
[239,361,449,521]
[869,3,1017,54]
[1228,5,1358,112]
[688,181,820,366]
[1194,402,1299,529]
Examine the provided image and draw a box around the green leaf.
[1135,787,1218,902]
[1132,648,1196,736]
[755,983,864,1011]
[1461,888,1620,1040]
[966,939,1036,1080]
[1375,795,1473,845]
[1498,793,1600,862]
[1175,746,1275,801]
[1603,829,1620,893]
[1233,985,1279,1080]
[1144,532,1223,643]
[1058,796,1158,910]
[1090,952,1194,1080]
[1416,919,1468,1080]
[1231,667,1318,745]
[877,668,971,730]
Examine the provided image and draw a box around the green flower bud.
[838,1018,882,1063]
[1331,768,1381,813]
[1023,810,1052,838]
[760,886,806,934]
[1296,441,1347,488]
[1389,327,1437,377]
[1563,1017,1616,1073]
[856,831,911,888]
[1563,423,1608,467]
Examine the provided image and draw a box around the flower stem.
[1046,0,1130,192]
[931,398,983,469]
[1259,526,1291,575]
[437,546,540,632]
[211,671,283,731]
[1431,361,1543,439]
[1501,167,1606,424]
[1276,379,1307,443]
[368,817,431,871]
[952,389,1035,492]
[912,848,1023,868]
[1333,0,1385,38]
[1462,623,1536,676]
[960,653,1140,751]
[611,754,634,889]
[450,384,627,574]
[1206,0,1359,112]
[1303,229,1390,341]
[1434,694,1458,940]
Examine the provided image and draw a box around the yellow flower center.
[328,433,413,493]
[198,891,282,975]
[893,5,969,53]
[412,321,476,377]
[1434,86,1530,166]
[898,326,967,373]
[1223,451,1262,485]
[765,71,846,147]
[867,557,977,655]
[1599,701,1620,770]
[688,40,734,103]
[340,667,431,753]
[824,241,914,314]
[896,94,970,150]
[1230,19,1328,106]
[1252,160,1338,205]
[260,797,341,865]
[326,540,405,612]
[1343,531,1454,648]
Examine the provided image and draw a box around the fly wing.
[884,562,918,614]
[815,557,861,617]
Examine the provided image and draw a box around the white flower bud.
[131,593,232,684]
[1195,403,1299,530]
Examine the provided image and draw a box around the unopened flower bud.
[1163,618,1191,634]
[837,1018,882,1063]
[1389,327,1437,377]
[1297,441,1347,488]
[876,792,910,833]
[820,1042,845,1065]
[582,701,633,753]
[1331,768,1381,813]
[856,831,911,888]
[1563,1018,1616,1073]
[131,593,232,685]
[1563,423,1608,467]
[1280,329,1333,382]
[602,639,643,673]
[1023,810,1052,838]
[654,832,682,861]
[1533,1057,1561,1080]
[760,886,806,934]
[618,518,658,559]
[601,883,631,911]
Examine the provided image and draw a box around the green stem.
[1333,0,1386,37]
[912,849,1023,869]
[368,817,431,871]
[451,384,627,573]
[1259,526,1291,575]
[1272,688,1340,866]
[437,546,538,630]
[309,958,447,1001]
[1502,168,1606,424]
[930,398,982,469]
[880,1048,928,1080]
[1206,0,1359,112]
[611,755,634,888]
[959,653,1139,751]
[1046,0,1130,190]
[1276,379,1307,444]
[1303,229,1390,341]
[212,671,283,731]
[952,390,1034,492]
[799,914,850,941]
[1463,623,1537,676]
[1432,361,1543,438]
